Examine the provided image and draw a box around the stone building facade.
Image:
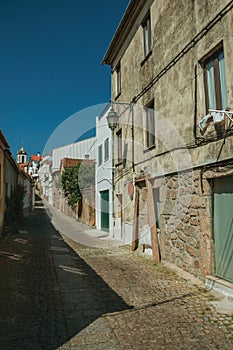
[102,0,233,289]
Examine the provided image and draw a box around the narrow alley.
[0,198,232,350]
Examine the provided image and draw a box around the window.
[117,129,122,164]
[116,63,121,97]
[104,138,109,161]
[203,46,228,113]
[145,100,155,148]
[142,12,152,58]
[5,182,8,202]
[98,144,102,166]
[153,188,160,229]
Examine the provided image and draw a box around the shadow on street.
[0,197,131,349]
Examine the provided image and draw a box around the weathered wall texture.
[52,174,95,227]
[107,0,233,280]
[80,186,95,227]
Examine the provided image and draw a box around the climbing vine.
[61,162,95,210]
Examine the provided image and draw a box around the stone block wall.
[159,169,213,280]
[81,186,95,227]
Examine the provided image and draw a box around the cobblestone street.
[0,199,232,350]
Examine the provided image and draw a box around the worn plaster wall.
[109,0,233,279]
[112,0,233,164]
[4,155,18,200]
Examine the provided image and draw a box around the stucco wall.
[107,0,233,280]
[4,154,18,201]
[112,0,233,167]
[95,108,114,235]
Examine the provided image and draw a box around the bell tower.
[17,143,27,164]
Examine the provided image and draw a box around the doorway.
[100,190,109,232]
[213,176,233,283]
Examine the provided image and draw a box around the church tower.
[17,144,27,164]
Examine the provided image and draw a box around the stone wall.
[80,186,95,227]
[158,169,213,280]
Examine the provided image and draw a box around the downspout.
[193,63,203,142]
[193,64,198,141]
[131,104,135,173]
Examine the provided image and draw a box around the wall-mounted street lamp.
[106,106,118,131]
[106,105,118,237]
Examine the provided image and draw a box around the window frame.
[142,12,152,59]
[104,138,109,162]
[201,43,228,113]
[144,99,155,149]
[98,144,103,166]
[115,62,121,98]
[116,129,123,165]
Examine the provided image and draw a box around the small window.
[98,144,103,166]
[142,12,152,58]
[104,138,109,161]
[116,129,122,164]
[116,63,121,97]
[5,182,8,202]
[202,45,228,113]
[145,100,155,149]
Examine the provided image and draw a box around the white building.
[49,137,96,211]
[95,105,117,238]
[38,155,53,205]
[28,153,42,183]
[52,137,96,172]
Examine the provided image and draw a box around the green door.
[214,176,233,283]
[101,190,109,232]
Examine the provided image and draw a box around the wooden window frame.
[115,62,121,98]
[201,43,227,113]
[145,99,155,149]
[116,129,123,165]
[142,12,152,59]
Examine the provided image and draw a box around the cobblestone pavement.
[0,199,232,349]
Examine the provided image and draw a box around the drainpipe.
[131,104,135,173]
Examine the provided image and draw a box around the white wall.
[52,137,96,171]
[95,105,114,237]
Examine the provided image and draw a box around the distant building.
[17,145,42,190]
[17,144,28,173]
[27,153,42,184]
[0,131,34,235]
[17,144,27,164]
[38,155,53,205]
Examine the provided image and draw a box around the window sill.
[143,144,156,153]
[141,50,152,67]
[115,162,123,167]
[114,92,121,101]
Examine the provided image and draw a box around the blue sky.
[0,0,129,158]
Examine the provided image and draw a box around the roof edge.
[102,0,147,66]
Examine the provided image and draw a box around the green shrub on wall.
[61,162,95,211]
